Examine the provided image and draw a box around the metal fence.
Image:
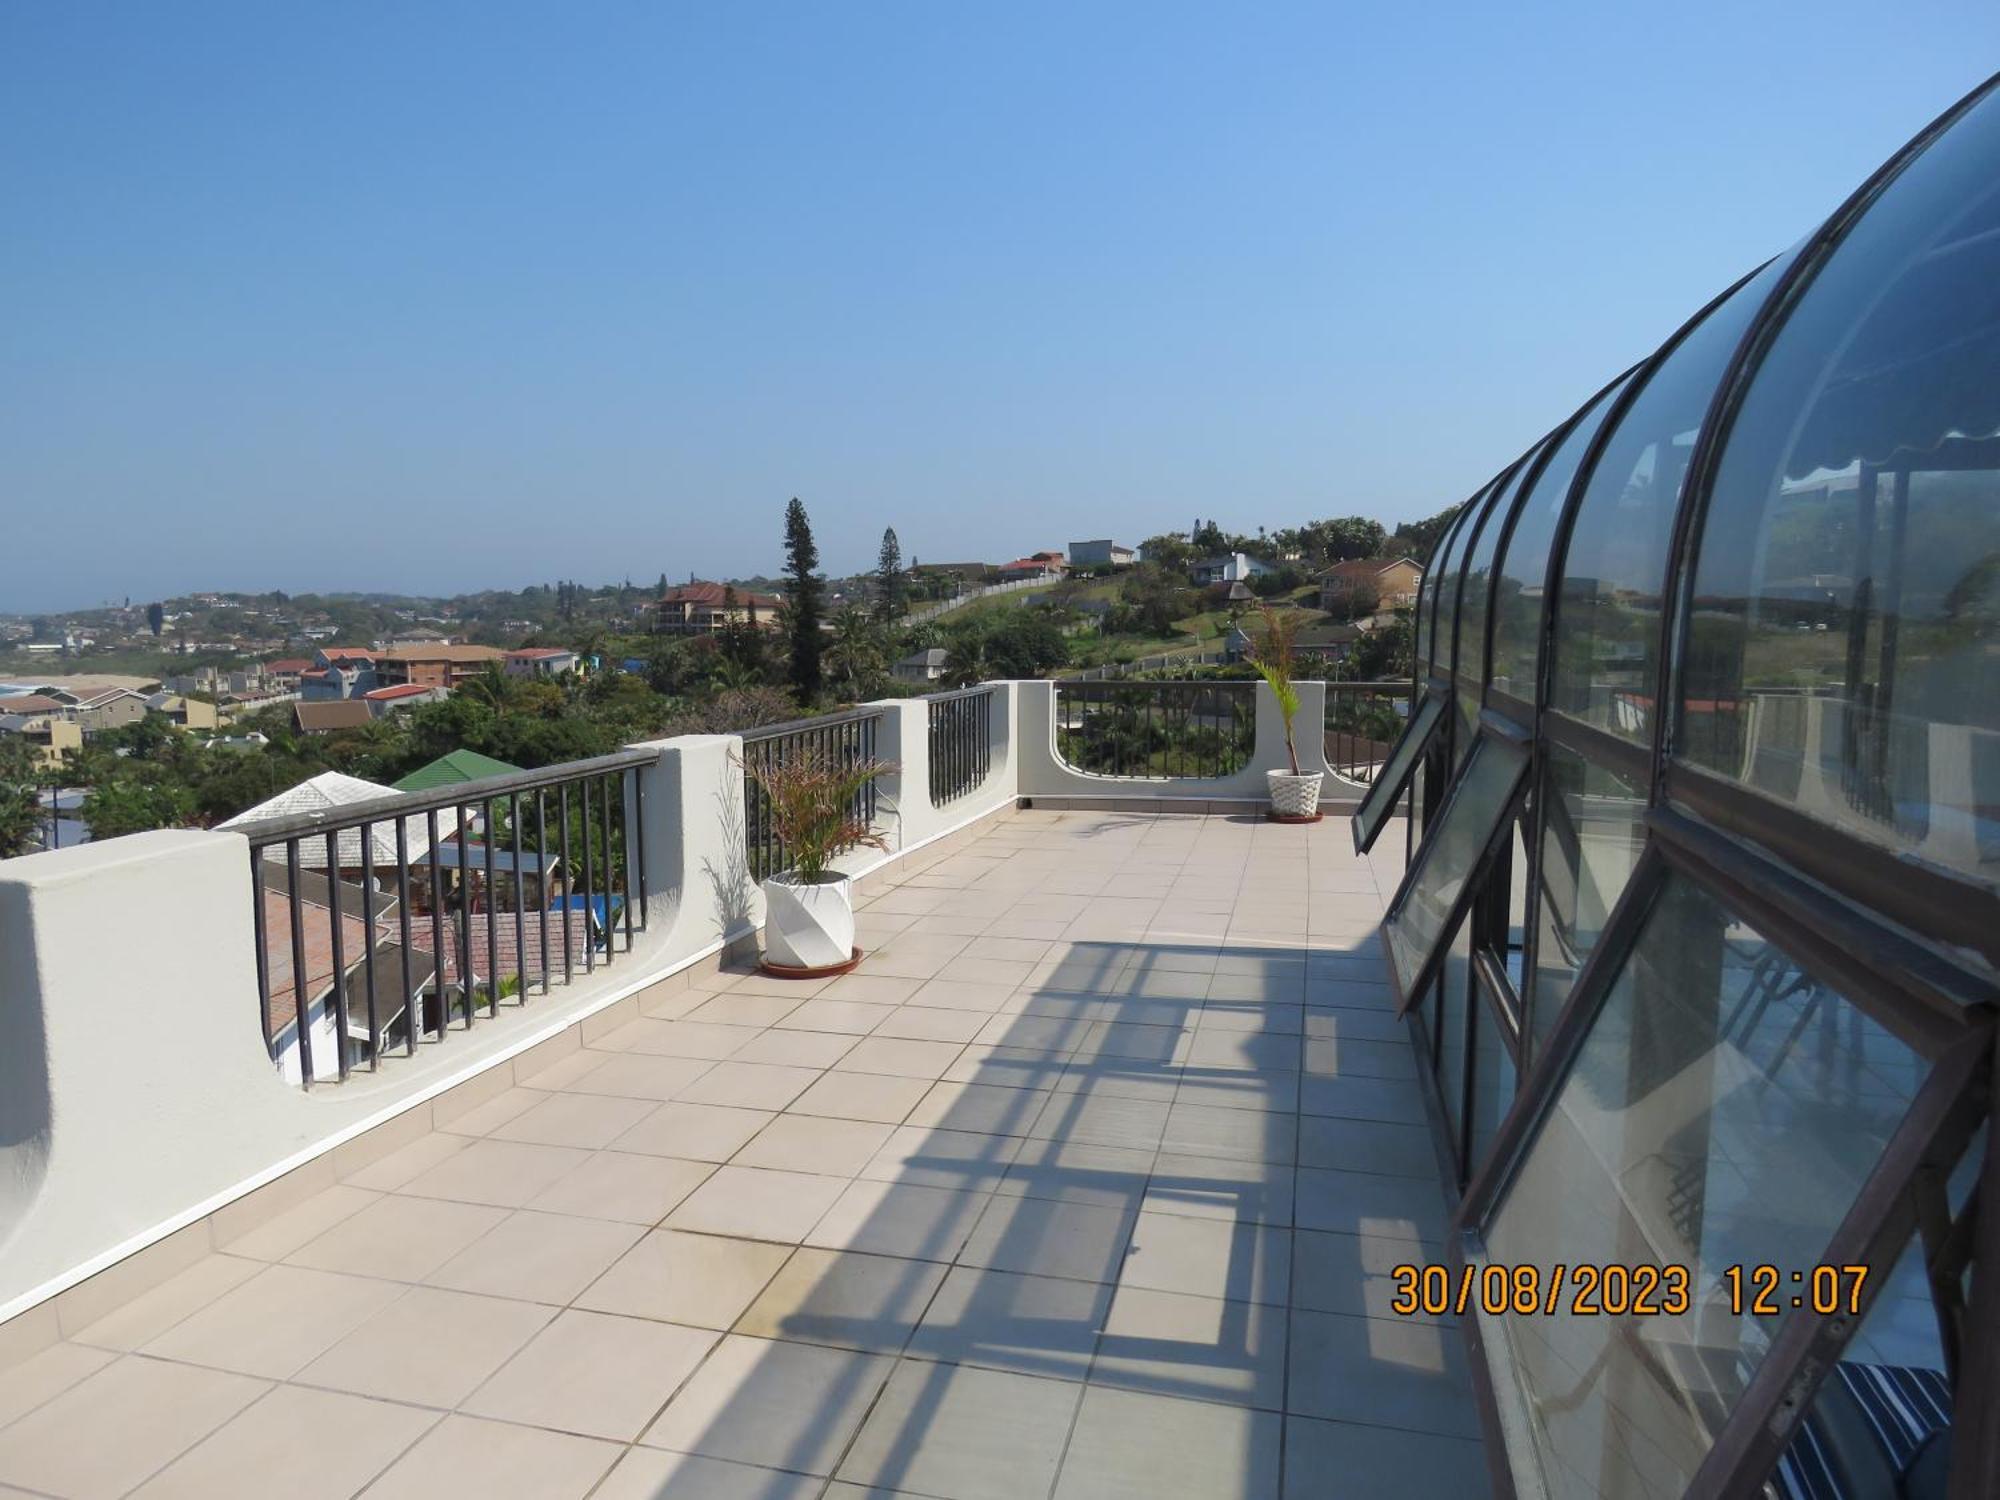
[1323,680,1410,783]
[739,707,885,882]
[928,686,994,807]
[1053,680,1255,779]
[233,749,653,1089]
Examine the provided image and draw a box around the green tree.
[82,775,195,840]
[783,497,825,701]
[146,602,165,637]
[0,737,41,857]
[876,527,906,621]
[1392,504,1462,566]
[827,605,889,698]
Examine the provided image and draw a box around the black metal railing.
[928,687,993,807]
[1054,680,1255,779]
[1323,680,1411,784]
[235,748,654,1089]
[740,707,884,882]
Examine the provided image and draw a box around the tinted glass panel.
[1489,376,1634,702]
[1429,481,1498,673]
[1353,691,1446,854]
[1680,89,2000,892]
[1385,733,1529,1000]
[1485,875,1925,1500]
[1456,447,1546,691]
[1529,743,1647,1059]
[1551,256,1792,740]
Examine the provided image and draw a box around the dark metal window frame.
[1351,685,1448,855]
[1380,712,1533,1018]
[1450,803,1996,1500]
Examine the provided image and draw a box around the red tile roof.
[658,582,784,609]
[506,647,573,659]
[362,683,433,700]
[265,658,315,674]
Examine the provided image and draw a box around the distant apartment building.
[653,582,784,635]
[1068,540,1135,568]
[505,647,580,678]
[300,648,382,700]
[373,643,508,689]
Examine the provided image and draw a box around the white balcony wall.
[0,676,1330,1327]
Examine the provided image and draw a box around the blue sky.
[2,3,1994,613]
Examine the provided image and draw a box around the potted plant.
[743,747,895,974]
[1252,604,1324,821]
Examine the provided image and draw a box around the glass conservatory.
[1356,73,2000,1500]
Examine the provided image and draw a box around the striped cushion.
[1767,1364,1953,1500]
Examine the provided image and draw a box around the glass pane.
[1528,744,1647,1060]
[1769,1147,1976,1500]
[1485,875,1928,1500]
[1551,255,1793,740]
[1386,734,1530,999]
[1679,88,2000,892]
[1470,981,1516,1170]
[1430,479,1500,674]
[1353,692,1446,854]
[1457,447,1547,690]
[1490,375,1635,702]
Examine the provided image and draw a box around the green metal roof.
[391,749,523,793]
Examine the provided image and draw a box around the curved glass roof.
[1401,74,2000,893]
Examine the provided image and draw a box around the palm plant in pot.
[744,747,895,974]
[1252,604,1324,820]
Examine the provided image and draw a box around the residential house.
[218,771,456,873]
[360,683,446,715]
[996,552,1068,580]
[144,693,221,730]
[300,649,382,701]
[1191,552,1272,586]
[0,703,83,766]
[1224,616,1359,664]
[372,644,507,690]
[894,647,949,684]
[392,749,524,794]
[263,658,315,688]
[1068,540,1136,568]
[1317,556,1423,615]
[293,699,374,734]
[505,647,579,678]
[654,582,784,635]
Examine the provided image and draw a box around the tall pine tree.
[876,527,905,621]
[783,497,824,701]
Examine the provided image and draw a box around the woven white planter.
[1267,770,1325,818]
[762,872,856,970]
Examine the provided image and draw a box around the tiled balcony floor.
[0,810,1485,1499]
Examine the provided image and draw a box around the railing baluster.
[456,803,475,1027]
[559,784,574,985]
[633,770,647,933]
[287,839,314,1088]
[361,822,381,1069]
[251,848,272,1053]
[580,777,595,974]
[510,791,526,1003]
[324,830,350,1082]
[427,808,446,1041]
[535,791,550,992]
[482,799,500,1015]
[621,771,636,955]
[599,771,615,955]
[397,816,415,1057]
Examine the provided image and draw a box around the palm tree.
[826,606,887,698]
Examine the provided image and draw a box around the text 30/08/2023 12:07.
[1388,1263,1872,1319]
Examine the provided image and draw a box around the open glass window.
[1473,856,1989,1500]
[1351,689,1447,855]
[1382,723,1530,1010]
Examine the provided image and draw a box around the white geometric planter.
[761,872,857,971]
[1266,769,1325,819]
